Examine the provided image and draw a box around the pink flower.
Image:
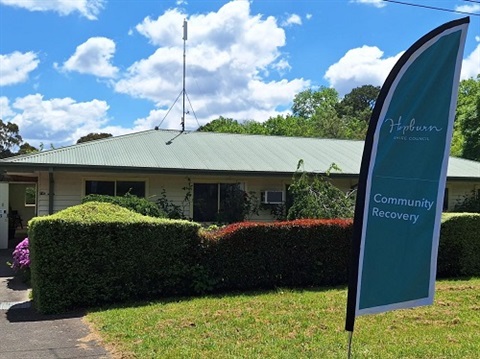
[11,238,30,271]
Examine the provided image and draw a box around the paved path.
[0,249,112,358]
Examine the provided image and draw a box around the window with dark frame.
[193,183,243,222]
[85,180,145,197]
[443,188,449,211]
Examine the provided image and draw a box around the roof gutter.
[1,162,478,181]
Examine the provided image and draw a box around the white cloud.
[0,0,105,20]
[351,0,386,8]
[0,0,104,20]
[324,45,401,95]
[461,44,480,80]
[455,4,480,14]
[0,96,15,118]
[1,93,127,146]
[0,51,39,86]
[306,14,313,20]
[272,58,292,75]
[61,37,118,78]
[116,0,308,129]
[135,8,185,47]
[131,77,307,131]
[282,14,302,27]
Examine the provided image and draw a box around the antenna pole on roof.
[156,19,198,132]
[181,19,187,132]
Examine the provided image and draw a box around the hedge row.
[437,213,480,278]
[202,219,352,291]
[28,203,480,314]
[29,202,201,313]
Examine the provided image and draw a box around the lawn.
[86,278,480,358]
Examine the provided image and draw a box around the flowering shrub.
[11,238,30,271]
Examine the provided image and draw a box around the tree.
[287,160,355,220]
[0,120,23,158]
[263,115,313,137]
[455,76,480,161]
[197,117,246,134]
[292,87,339,120]
[336,85,380,122]
[77,132,113,144]
[17,142,38,155]
[335,85,380,139]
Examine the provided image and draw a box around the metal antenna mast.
[157,19,199,132]
[181,19,187,132]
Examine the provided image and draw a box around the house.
[1,129,479,248]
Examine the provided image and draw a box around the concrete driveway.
[0,249,112,358]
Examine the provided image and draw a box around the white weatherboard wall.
[33,170,478,220]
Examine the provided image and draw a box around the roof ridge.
[187,130,364,142]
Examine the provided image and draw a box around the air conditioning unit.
[261,190,284,204]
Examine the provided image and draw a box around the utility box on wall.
[261,190,284,205]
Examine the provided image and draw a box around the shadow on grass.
[87,284,349,314]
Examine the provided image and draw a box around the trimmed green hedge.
[29,202,201,313]
[437,213,480,278]
[82,193,166,218]
[202,219,353,291]
[27,205,480,314]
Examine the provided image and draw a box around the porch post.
[48,168,54,215]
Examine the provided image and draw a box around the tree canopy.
[454,75,480,161]
[197,79,479,161]
[198,85,380,140]
[0,120,23,158]
[77,132,113,144]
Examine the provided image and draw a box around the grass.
[86,278,480,358]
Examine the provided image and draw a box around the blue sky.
[0,0,479,148]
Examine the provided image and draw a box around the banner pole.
[347,331,353,359]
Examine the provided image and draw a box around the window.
[25,185,36,206]
[85,180,146,197]
[443,188,449,211]
[193,183,243,222]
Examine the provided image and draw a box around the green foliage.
[459,76,480,161]
[156,189,185,219]
[437,213,480,277]
[28,202,202,313]
[76,132,113,144]
[453,75,480,160]
[453,189,480,213]
[196,85,378,140]
[82,193,166,218]
[202,219,353,291]
[87,279,480,359]
[25,204,480,314]
[287,161,355,220]
[0,119,23,158]
[197,116,247,134]
[216,185,259,224]
[156,178,193,219]
[335,84,380,122]
[17,142,38,155]
[292,87,339,119]
[263,115,314,137]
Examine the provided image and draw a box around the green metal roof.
[2,129,480,179]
